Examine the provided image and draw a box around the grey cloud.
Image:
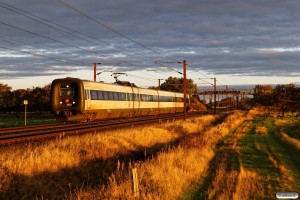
[0,0,300,80]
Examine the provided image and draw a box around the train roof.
[54,77,184,95]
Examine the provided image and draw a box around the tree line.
[0,77,205,113]
[1,79,298,114]
[0,83,51,112]
[253,84,300,116]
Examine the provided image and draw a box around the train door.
[155,90,159,114]
[131,87,140,116]
[85,89,91,110]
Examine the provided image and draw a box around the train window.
[128,93,131,101]
[129,93,133,101]
[159,96,173,102]
[91,90,97,100]
[103,91,109,100]
[113,92,119,100]
[60,87,74,97]
[118,92,124,101]
[134,94,139,101]
[121,93,126,101]
[97,91,103,100]
[108,92,114,100]
[149,95,153,102]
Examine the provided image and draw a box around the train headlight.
[72,101,76,104]
[60,101,62,104]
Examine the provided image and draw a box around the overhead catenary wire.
[1,1,195,84]
[57,0,180,64]
[0,34,76,57]
[0,20,145,68]
[0,1,157,63]
[0,20,100,56]
[0,45,88,66]
[0,1,225,86]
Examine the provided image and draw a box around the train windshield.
[60,85,74,97]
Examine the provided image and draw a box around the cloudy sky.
[0,0,300,89]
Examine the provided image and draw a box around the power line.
[187,64,213,80]
[0,20,145,68]
[0,20,100,56]
[57,0,179,63]
[0,45,88,66]
[154,61,182,74]
[0,1,157,63]
[1,1,182,79]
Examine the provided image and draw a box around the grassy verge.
[0,113,56,128]
[275,117,300,140]
[0,111,247,199]
[0,114,219,199]
[181,111,300,200]
[2,110,296,199]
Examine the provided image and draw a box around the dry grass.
[204,114,253,200]
[255,142,293,189]
[255,126,268,134]
[0,111,249,199]
[0,114,218,199]
[274,119,295,126]
[0,115,216,176]
[233,167,263,200]
[207,154,239,200]
[279,131,300,151]
[73,111,247,199]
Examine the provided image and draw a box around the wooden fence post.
[132,168,139,197]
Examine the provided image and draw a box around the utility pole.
[94,62,97,82]
[214,78,216,114]
[226,85,228,111]
[158,79,163,90]
[183,60,187,121]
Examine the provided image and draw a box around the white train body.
[51,78,189,122]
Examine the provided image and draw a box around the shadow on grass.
[0,113,230,199]
[182,141,240,200]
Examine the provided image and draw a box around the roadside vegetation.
[1,109,298,199]
[0,112,55,128]
[0,82,299,199]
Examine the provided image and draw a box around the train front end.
[50,78,85,122]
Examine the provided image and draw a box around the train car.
[50,77,189,122]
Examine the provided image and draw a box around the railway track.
[0,111,206,145]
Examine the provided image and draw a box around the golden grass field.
[0,109,299,199]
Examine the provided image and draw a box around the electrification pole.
[94,62,97,82]
[158,79,163,90]
[183,60,187,120]
[226,85,228,111]
[214,78,216,114]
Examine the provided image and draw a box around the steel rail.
[0,112,205,145]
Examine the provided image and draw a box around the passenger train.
[50,77,190,122]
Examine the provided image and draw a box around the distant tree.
[0,83,12,112]
[160,77,197,96]
[148,86,158,90]
[24,84,51,112]
[160,77,206,110]
[253,85,273,106]
[0,83,51,112]
[253,84,300,116]
[272,84,299,116]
